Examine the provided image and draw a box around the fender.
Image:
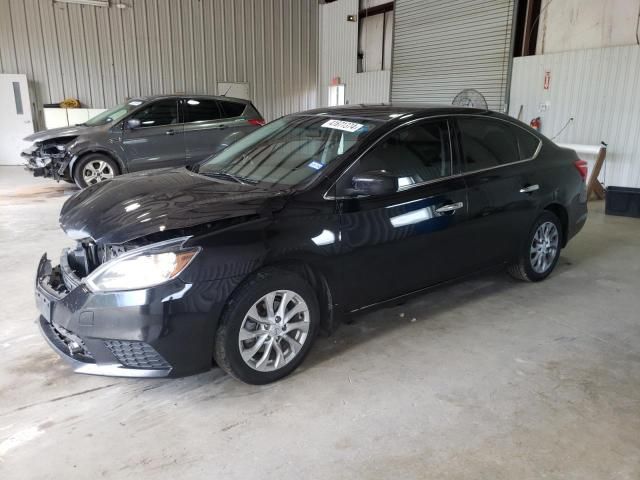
[66,141,127,176]
[180,213,345,317]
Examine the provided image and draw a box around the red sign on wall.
[544,71,551,90]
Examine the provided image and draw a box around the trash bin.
[605,186,640,218]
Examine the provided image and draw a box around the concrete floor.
[1,165,639,479]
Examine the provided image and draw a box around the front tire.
[508,211,563,282]
[73,153,119,188]
[214,268,320,385]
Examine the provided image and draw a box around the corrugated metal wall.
[318,0,390,106]
[391,0,516,111]
[0,0,318,126]
[509,45,640,188]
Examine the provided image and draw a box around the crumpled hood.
[24,125,93,143]
[60,168,287,245]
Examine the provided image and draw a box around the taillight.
[248,118,265,126]
[574,159,588,182]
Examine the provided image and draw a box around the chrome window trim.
[324,113,542,201]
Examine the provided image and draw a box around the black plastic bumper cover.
[35,252,234,377]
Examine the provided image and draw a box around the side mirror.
[351,170,398,197]
[126,118,141,130]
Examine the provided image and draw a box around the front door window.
[338,119,452,195]
[128,99,179,128]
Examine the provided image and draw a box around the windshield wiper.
[199,171,258,185]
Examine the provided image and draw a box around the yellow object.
[59,98,81,108]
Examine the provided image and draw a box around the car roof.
[128,94,251,104]
[295,104,491,122]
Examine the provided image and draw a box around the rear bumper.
[35,252,233,378]
[566,184,588,244]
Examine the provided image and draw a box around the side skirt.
[348,263,508,314]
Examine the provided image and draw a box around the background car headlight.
[85,237,199,292]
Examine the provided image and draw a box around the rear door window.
[219,100,246,119]
[458,117,520,172]
[184,98,223,123]
[508,124,541,160]
[129,99,179,128]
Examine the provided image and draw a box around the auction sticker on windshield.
[321,119,364,133]
[307,161,324,170]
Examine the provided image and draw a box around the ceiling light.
[55,0,109,7]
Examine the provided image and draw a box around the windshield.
[198,115,380,188]
[84,99,146,127]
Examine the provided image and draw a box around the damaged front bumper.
[22,144,71,180]
[34,249,227,378]
[35,253,174,377]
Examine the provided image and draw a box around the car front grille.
[45,320,94,362]
[104,340,170,370]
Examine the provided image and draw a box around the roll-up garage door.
[391,0,516,111]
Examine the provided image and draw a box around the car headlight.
[85,237,200,292]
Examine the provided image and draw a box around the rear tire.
[508,211,563,282]
[73,153,119,188]
[214,268,319,385]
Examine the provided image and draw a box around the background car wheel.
[214,268,319,385]
[73,153,119,188]
[508,210,563,282]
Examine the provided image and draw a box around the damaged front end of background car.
[22,135,78,183]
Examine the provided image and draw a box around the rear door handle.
[520,184,539,193]
[435,202,464,213]
[165,129,175,136]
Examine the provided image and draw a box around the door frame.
[331,116,472,308]
[119,97,185,171]
[0,73,34,165]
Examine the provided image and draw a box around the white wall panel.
[509,45,640,188]
[318,0,391,107]
[360,14,384,72]
[536,0,640,54]
[0,0,318,127]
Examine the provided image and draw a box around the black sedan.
[35,105,588,384]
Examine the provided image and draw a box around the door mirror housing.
[351,171,398,197]
[126,118,141,130]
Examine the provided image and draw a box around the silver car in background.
[22,95,265,188]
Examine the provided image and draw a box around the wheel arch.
[266,260,338,336]
[543,202,569,247]
[70,149,125,177]
[227,259,338,337]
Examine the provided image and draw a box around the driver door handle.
[435,202,464,213]
[520,184,539,193]
[165,129,175,135]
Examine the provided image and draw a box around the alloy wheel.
[82,160,114,185]
[238,290,310,372]
[530,221,559,274]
